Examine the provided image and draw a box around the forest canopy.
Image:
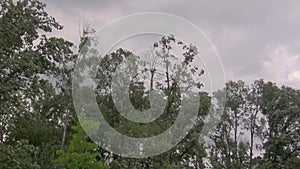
[0,0,299,169]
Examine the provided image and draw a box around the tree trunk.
[61,110,69,147]
[150,69,155,91]
[250,119,254,169]
[234,110,238,166]
[61,122,67,147]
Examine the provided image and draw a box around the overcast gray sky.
[43,0,300,89]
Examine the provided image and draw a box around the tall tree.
[77,32,209,168]
[244,79,264,168]
[209,80,250,169]
[0,0,76,168]
[261,82,300,168]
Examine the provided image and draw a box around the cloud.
[42,0,300,88]
[262,45,300,87]
[288,70,300,82]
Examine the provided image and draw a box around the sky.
[43,0,300,89]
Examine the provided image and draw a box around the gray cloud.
[43,0,300,88]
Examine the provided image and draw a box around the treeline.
[208,80,300,169]
[0,0,299,169]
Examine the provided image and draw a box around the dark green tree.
[0,0,76,168]
[77,32,209,168]
[209,81,250,169]
[260,82,300,168]
[244,79,264,168]
[0,140,40,169]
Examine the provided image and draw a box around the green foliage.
[55,123,106,169]
[1,1,299,168]
[209,80,250,169]
[0,140,40,169]
[261,83,300,168]
[0,0,74,142]
[209,80,300,169]
[84,34,208,168]
[0,0,75,168]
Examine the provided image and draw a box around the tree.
[244,79,264,168]
[55,123,106,169]
[209,80,300,169]
[0,0,76,168]
[76,32,209,168]
[208,81,250,169]
[0,140,40,169]
[260,83,300,168]
[2,1,299,168]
